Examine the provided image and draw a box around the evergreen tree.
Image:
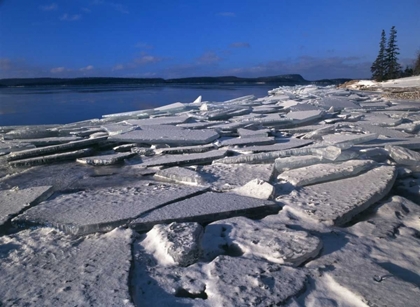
[413,51,420,76]
[371,30,387,81]
[384,26,402,79]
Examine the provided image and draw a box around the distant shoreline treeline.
[0,74,353,87]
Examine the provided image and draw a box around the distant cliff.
[0,75,352,87]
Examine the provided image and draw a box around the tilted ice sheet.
[0,186,53,228]
[13,182,208,235]
[230,179,274,200]
[278,160,376,186]
[144,222,203,267]
[154,166,206,186]
[197,163,274,191]
[8,148,95,167]
[7,136,107,161]
[385,145,420,168]
[130,192,279,232]
[110,125,219,146]
[234,138,313,153]
[0,228,134,306]
[201,216,322,266]
[279,166,397,226]
[356,123,411,138]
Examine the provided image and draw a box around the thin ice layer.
[278,160,376,186]
[9,148,94,167]
[13,182,208,235]
[130,192,279,231]
[279,166,397,226]
[0,228,134,306]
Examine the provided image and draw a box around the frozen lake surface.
[0,84,273,125]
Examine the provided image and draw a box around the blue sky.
[0,0,419,80]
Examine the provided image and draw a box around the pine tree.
[384,26,402,79]
[371,30,387,81]
[413,51,420,76]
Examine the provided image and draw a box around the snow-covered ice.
[2,80,420,306]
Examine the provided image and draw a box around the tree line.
[371,26,420,81]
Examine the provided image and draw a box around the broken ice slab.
[76,152,136,166]
[393,120,420,133]
[359,101,391,110]
[101,123,138,136]
[130,192,279,232]
[222,95,255,104]
[13,182,208,235]
[235,138,313,153]
[356,123,411,138]
[154,167,206,186]
[69,127,105,137]
[154,102,187,113]
[215,146,342,165]
[124,115,190,126]
[156,143,216,155]
[131,147,155,156]
[353,138,420,150]
[4,126,59,140]
[279,166,397,226]
[254,113,292,126]
[205,107,252,121]
[0,186,53,229]
[176,121,221,129]
[218,136,275,147]
[301,125,336,140]
[0,141,36,155]
[230,179,274,200]
[113,143,137,152]
[315,97,359,110]
[286,110,324,125]
[321,132,378,149]
[3,136,82,148]
[207,121,249,132]
[202,216,322,266]
[251,106,283,114]
[6,136,108,161]
[237,128,270,138]
[8,148,94,167]
[110,125,219,146]
[274,155,323,173]
[0,227,134,306]
[197,163,274,191]
[385,145,420,169]
[140,149,228,167]
[278,160,376,187]
[204,256,308,306]
[146,222,203,267]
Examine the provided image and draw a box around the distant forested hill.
[0,75,352,87]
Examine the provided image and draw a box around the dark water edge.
[0,84,276,126]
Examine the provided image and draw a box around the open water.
[0,84,275,126]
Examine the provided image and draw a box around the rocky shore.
[1,78,420,306]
